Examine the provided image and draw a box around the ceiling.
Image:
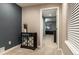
[17,3,57,17]
[17,3,42,7]
[42,9,57,17]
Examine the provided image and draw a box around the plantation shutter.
[67,3,79,54]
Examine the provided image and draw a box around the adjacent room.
[42,8,57,51]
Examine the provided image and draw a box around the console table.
[21,32,37,50]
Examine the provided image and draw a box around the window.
[65,3,79,55]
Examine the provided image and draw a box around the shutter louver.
[67,3,79,54]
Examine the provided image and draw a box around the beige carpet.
[4,35,62,55]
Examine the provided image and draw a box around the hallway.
[4,35,62,55]
[42,35,57,49]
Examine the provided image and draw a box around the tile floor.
[4,35,62,55]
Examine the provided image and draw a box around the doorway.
[40,7,59,49]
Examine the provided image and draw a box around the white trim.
[40,7,60,49]
[56,7,60,49]
[0,44,20,55]
[40,9,43,48]
[65,40,79,55]
[58,48,64,55]
[62,50,64,55]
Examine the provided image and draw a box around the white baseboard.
[57,48,64,55]
[0,44,20,55]
[37,45,41,49]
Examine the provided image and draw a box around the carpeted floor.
[4,35,62,55]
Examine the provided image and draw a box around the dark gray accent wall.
[0,3,22,50]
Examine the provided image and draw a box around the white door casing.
[40,7,59,49]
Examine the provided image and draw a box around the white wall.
[61,3,73,55]
[22,3,62,47]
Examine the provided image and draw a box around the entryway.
[40,7,59,49]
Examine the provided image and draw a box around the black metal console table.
[21,32,37,50]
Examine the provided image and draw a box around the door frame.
[40,7,60,49]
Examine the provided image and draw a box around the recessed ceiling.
[17,3,42,7]
[42,9,57,17]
